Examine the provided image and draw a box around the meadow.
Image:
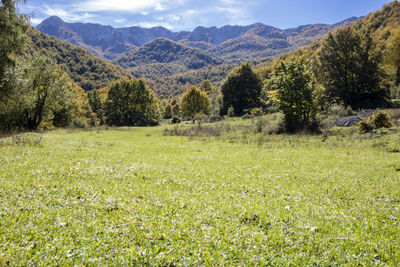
[0,121,399,265]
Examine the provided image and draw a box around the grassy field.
[0,122,400,265]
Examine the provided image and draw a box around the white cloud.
[168,15,181,22]
[76,0,171,13]
[43,6,94,22]
[137,21,173,29]
[30,18,43,25]
[114,18,127,24]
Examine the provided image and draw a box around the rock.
[333,116,361,127]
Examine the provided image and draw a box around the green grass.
[1,124,400,265]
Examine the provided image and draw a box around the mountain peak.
[40,16,65,25]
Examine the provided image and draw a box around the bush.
[227,106,235,117]
[359,111,392,133]
[171,116,181,124]
[369,111,392,128]
[359,121,373,133]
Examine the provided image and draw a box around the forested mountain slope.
[27,27,131,91]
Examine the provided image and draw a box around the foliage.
[88,89,104,124]
[105,79,161,126]
[221,63,262,115]
[171,116,181,124]
[359,111,393,133]
[0,53,89,131]
[114,38,223,70]
[172,103,181,117]
[317,27,387,109]
[369,111,392,128]
[358,121,373,134]
[270,57,320,132]
[385,30,400,86]
[257,1,400,110]
[0,0,28,87]
[133,63,236,97]
[180,86,210,120]
[199,80,215,94]
[227,105,235,117]
[163,103,173,119]
[26,28,131,91]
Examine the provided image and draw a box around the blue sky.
[23,0,393,31]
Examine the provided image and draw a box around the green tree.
[0,54,76,131]
[88,89,104,124]
[221,63,262,115]
[180,86,210,122]
[172,103,181,117]
[271,57,320,132]
[163,103,173,119]
[0,0,28,89]
[386,30,400,86]
[105,79,161,126]
[22,54,75,130]
[318,27,386,108]
[199,80,215,95]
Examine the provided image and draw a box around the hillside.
[257,1,400,77]
[114,38,223,70]
[36,16,358,63]
[26,27,131,91]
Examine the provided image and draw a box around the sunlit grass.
[0,124,399,265]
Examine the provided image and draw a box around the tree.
[386,30,400,86]
[0,0,28,89]
[22,54,76,130]
[318,27,386,108]
[270,57,320,132]
[163,103,173,119]
[172,103,181,117]
[0,0,28,92]
[180,86,210,122]
[199,80,215,95]
[88,89,104,124]
[105,79,161,126]
[221,63,262,115]
[0,54,77,131]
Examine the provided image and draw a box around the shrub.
[227,106,235,117]
[359,121,373,133]
[369,111,392,128]
[171,116,181,124]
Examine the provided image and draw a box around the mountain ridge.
[37,16,359,62]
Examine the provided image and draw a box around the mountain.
[26,27,131,91]
[36,16,358,62]
[114,38,223,69]
[256,1,400,88]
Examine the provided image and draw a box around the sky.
[23,0,394,31]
